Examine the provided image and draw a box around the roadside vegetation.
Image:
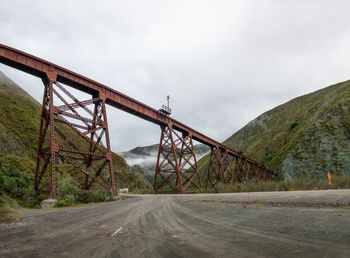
[212,174,350,193]
[0,195,21,224]
[0,199,15,224]
[0,154,151,209]
[0,198,11,222]
[54,171,151,207]
[0,155,45,208]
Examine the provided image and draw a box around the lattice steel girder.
[206,149,277,188]
[34,71,116,198]
[231,156,274,184]
[206,148,222,189]
[206,148,233,189]
[153,123,202,193]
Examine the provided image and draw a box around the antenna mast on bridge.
[158,95,171,117]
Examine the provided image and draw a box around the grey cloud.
[1,0,350,152]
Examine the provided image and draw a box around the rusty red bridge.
[0,43,273,198]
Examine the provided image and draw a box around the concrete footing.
[41,199,57,209]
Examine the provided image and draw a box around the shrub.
[76,184,109,204]
[130,185,153,194]
[0,160,32,200]
[55,199,68,207]
[54,174,82,206]
[56,194,76,207]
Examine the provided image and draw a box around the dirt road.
[1,190,350,257]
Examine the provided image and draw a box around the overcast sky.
[1,0,350,152]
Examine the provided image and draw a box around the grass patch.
[55,200,108,208]
[54,195,128,208]
[212,174,350,193]
[129,185,153,194]
[1,194,18,209]
[0,199,21,224]
[0,207,20,224]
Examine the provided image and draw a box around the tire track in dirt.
[1,192,350,257]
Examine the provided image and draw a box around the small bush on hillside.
[332,175,350,188]
[0,160,31,199]
[76,184,109,204]
[0,156,47,208]
[0,201,18,224]
[130,186,153,194]
[55,174,82,206]
[55,194,76,207]
[56,174,82,197]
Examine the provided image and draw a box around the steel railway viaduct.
[0,44,273,198]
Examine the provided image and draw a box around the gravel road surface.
[1,190,350,258]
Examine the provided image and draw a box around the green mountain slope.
[0,71,148,203]
[200,80,350,179]
[0,71,40,158]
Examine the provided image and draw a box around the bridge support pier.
[205,147,233,189]
[153,124,202,193]
[34,71,116,198]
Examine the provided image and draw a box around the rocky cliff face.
[201,80,350,179]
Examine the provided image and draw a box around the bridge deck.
[0,43,272,172]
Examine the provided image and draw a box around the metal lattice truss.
[206,148,232,189]
[231,157,272,183]
[206,148,273,190]
[34,75,116,198]
[153,124,202,193]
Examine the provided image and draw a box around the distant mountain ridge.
[199,80,350,179]
[120,143,210,178]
